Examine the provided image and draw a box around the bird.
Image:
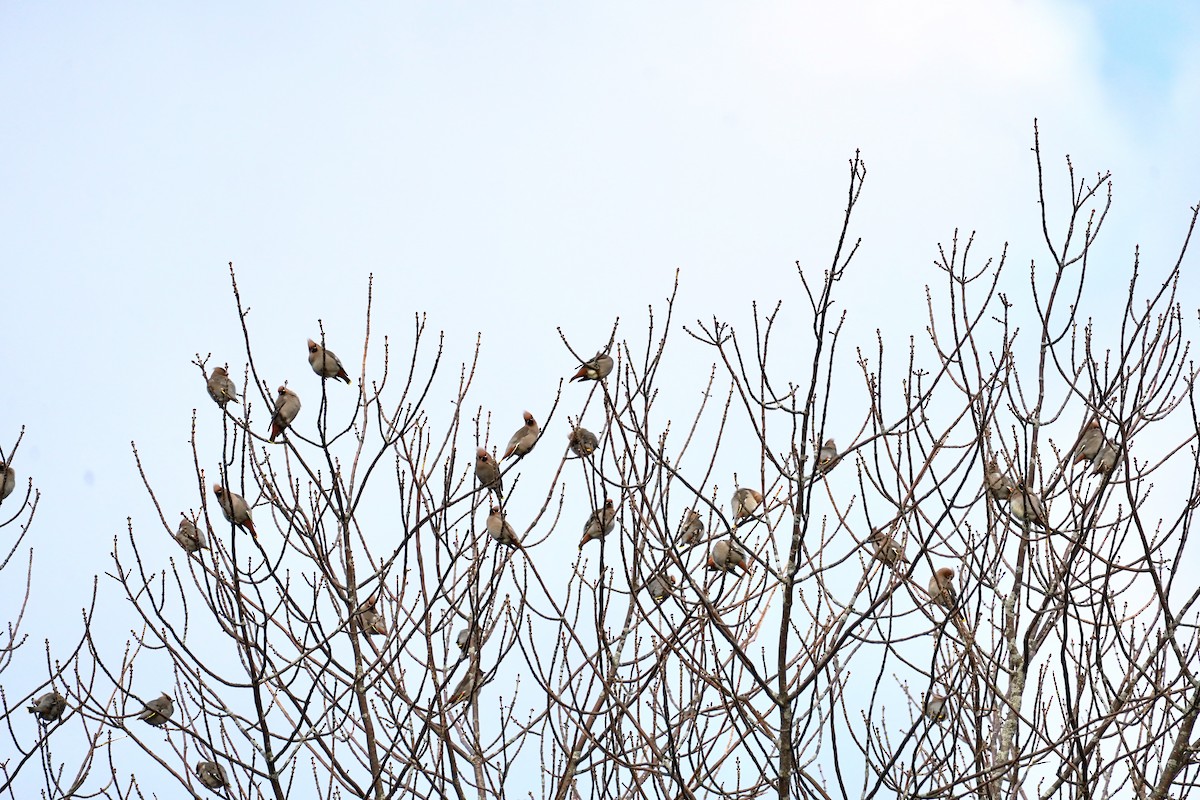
[27,691,67,722]
[984,459,1016,501]
[568,426,599,458]
[1073,419,1104,465]
[475,448,502,496]
[456,627,472,653]
[137,693,175,727]
[928,567,958,609]
[487,505,521,549]
[570,351,614,382]
[677,509,704,549]
[358,597,387,636]
[174,514,209,553]
[195,760,228,790]
[502,411,539,461]
[0,461,14,503]
[268,386,301,442]
[212,483,256,539]
[924,693,947,722]
[307,338,352,383]
[815,439,840,476]
[867,530,906,567]
[731,488,764,522]
[1092,444,1119,476]
[206,366,239,407]
[449,666,481,704]
[707,538,748,574]
[578,498,617,549]
[645,574,676,602]
[1009,483,1050,529]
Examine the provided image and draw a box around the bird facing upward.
[502,411,539,461]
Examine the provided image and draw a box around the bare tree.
[5,122,1200,800]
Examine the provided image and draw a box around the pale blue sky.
[1,1,1197,795]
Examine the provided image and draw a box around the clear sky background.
[1,0,1198,794]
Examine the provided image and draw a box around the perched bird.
[707,538,748,574]
[568,426,599,458]
[1092,444,1119,476]
[449,666,481,704]
[731,488,764,522]
[456,627,472,653]
[502,412,539,461]
[174,514,209,553]
[677,509,704,549]
[578,498,617,549]
[928,567,958,609]
[984,459,1017,502]
[137,693,175,727]
[487,505,521,549]
[206,366,239,407]
[1073,419,1104,465]
[268,386,302,442]
[1009,483,1050,529]
[867,530,906,567]
[924,693,947,722]
[358,597,387,636]
[645,574,676,602]
[475,448,502,496]
[213,483,256,539]
[307,338,352,383]
[27,691,67,722]
[570,351,614,382]
[0,461,14,503]
[195,760,228,790]
[815,439,840,476]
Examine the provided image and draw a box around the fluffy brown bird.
[867,530,906,567]
[174,514,209,553]
[27,691,67,722]
[502,411,539,461]
[0,460,15,503]
[568,426,599,458]
[1009,483,1049,529]
[569,351,614,382]
[1073,419,1104,465]
[487,505,521,549]
[206,366,239,407]
[449,665,481,704]
[269,386,302,442]
[307,338,352,383]
[928,567,958,609]
[475,448,502,496]
[358,597,388,636]
[815,439,840,476]
[195,761,228,790]
[137,693,175,727]
[677,509,704,549]
[213,483,257,539]
[456,627,472,653]
[924,693,947,722]
[707,538,748,574]
[984,459,1016,501]
[731,488,764,521]
[645,574,676,601]
[578,498,617,549]
[1092,444,1119,476]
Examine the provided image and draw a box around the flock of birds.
[20,341,1126,746]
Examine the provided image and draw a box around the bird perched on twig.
[449,665,481,705]
[1073,419,1104,465]
[928,567,958,609]
[206,366,239,407]
[307,338,352,384]
[924,693,947,722]
[579,499,616,549]
[707,538,748,574]
[731,488,764,523]
[195,760,228,790]
[677,509,704,549]
[502,412,539,461]
[568,426,599,458]
[645,574,676,602]
[475,448,502,497]
[487,505,522,549]
[984,459,1016,501]
[1092,444,1119,476]
[358,596,388,636]
[1009,483,1050,530]
[137,693,175,727]
[213,484,256,539]
[269,386,301,442]
[27,691,67,722]
[456,627,472,653]
[0,461,15,503]
[174,514,209,553]
[570,351,614,382]
[814,439,841,476]
[867,530,907,567]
